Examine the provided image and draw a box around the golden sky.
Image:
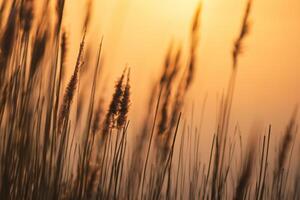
[64,0,300,139]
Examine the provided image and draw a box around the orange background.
[63,0,300,142]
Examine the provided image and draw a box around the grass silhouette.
[0,0,299,199]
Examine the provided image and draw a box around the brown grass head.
[185,2,202,91]
[233,0,252,69]
[117,69,131,129]
[60,30,68,78]
[102,68,126,134]
[58,33,85,132]
[158,47,181,135]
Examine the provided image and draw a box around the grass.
[0,0,299,199]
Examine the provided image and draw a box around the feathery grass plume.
[185,1,201,90]
[214,2,253,192]
[169,4,201,132]
[20,0,34,33]
[29,26,48,79]
[117,69,130,129]
[102,69,126,134]
[54,30,68,133]
[276,108,298,175]
[156,43,174,135]
[158,47,181,135]
[219,0,252,138]
[233,0,252,70]
[61,30,68,66]
[60,30,68,79]
[109,69,126,117]
[58,34,85,132]
[234,137,256,200]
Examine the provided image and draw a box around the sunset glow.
[0,0,299,199]
[64,0,300,134]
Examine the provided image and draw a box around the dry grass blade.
[234,137,256,200]
[0,1,299,200]
[58,33,86,133]
[277,108,297,172]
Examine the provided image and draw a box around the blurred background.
[62,0,300,144]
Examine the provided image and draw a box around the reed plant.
[0,0,298,199]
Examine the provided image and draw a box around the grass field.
[0,0,299,199]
